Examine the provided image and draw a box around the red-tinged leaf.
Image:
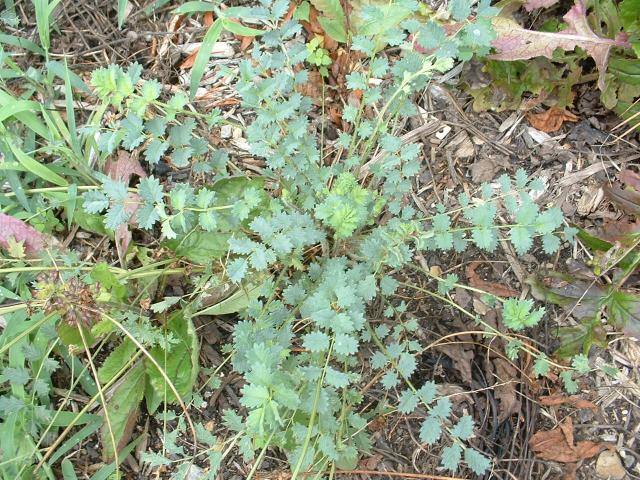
[524,0,560,12]
[105,151,146,267]
[619,169,640,191]
[0,213,46,257]
[105,150,146,184]
[490,1,631,90]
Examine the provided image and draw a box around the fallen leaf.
[539,394,598,411]
[0,213,46,257]
[527,107,579,133]
[490,1,630,90]
[529,417,610,463]
[466,261,520,297]
[493,357,521,422]
[295,69,324,105]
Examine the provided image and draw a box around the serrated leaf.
[441,444,462,471]
[145,139,169,165]
[397,390,418,414]
[419,416,441,444]
[333,333,358,356]
[98,339,137,384]
[464,448,491,475]
[303,331,331,352]
[451,415,474,440]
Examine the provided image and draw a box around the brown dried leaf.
[0,213,47,257]
[493,358,521,422]
[527,107,579,133]
[530,417,610,463]
[466,261,520,297]
[491,1,630,90]
[539,394,598,411]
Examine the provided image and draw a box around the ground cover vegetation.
[0,0,639,478]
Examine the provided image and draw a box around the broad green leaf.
[57,323,96,348]
[163,231,229,264]
[61,460,78,480]
[98,339,137,384]
[190,18,224,99]
[0,100,42,124]
[101,362,145,462]
[318,17,347,42]
[144,311,198,406]
[195,281,265,316]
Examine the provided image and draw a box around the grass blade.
[190,17,224,99]
[7,140,68,186]
[117,0,127,28]
[61,460,78,480]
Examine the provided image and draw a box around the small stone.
[595,450,626,480]
[220,125,232,139]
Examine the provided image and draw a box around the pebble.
[595,450,627,480]
[220,125,232,139]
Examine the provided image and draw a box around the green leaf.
[101,362,145,462]
[303,330,331,352]
[145,311,198,406]
[397,390,418,414]
[98,339,137,384]
[117,0,128,27]
[190,18,224,99]
[333,333,358,356]
[195,281,265,316]
[419,416,441,444]
[502,298,544,331]
[441,444,462,472]
[163,231,229,264]
[82,191,109,213]
[145,139,169,165]
[8,140,67,186]
[222,19,263,36]
[533,354,550,377]
[560,370,579,394]
[174,1,217,14]
[451,415,474,440]
[571,353,590,374]
[464,448,491,475]
[57,323,96,348]
[449,0,471,21]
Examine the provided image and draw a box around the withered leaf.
[527,107,579,133]
[491,1,630,90]
[539,394,598,411]
[0,213,46,257]
[530,416,610,463]
[466,261,520,297]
